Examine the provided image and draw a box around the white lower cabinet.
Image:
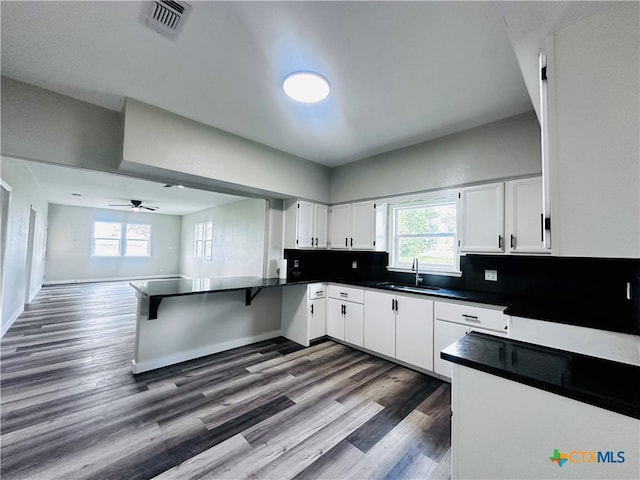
[327,285,364,346]
[433,321,472,378]
[327,298,346,340]
[433,300,509,378]
[308,285,326,340]
[281,283,326,347]
[363,290,396,357]
[344,302,364,347]
[364,290,434,371]
[396,295,434,371]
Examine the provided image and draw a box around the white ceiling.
[1,0,536,167]
[23,160,245,216]
[1,1,616,213]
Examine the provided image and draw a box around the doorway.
[24,206,37,304]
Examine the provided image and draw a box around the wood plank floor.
[1,282,451,480]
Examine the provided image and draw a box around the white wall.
[122,98,331,203]
[1,76,123,171]
[45,204,181,283]
[180,198,267,279]
[0,157,49,336]
[549,3,639,257]
[330,111,541,204]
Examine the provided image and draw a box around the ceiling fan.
[108,200,159,212]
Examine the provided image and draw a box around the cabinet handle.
[391,298,395,311]
[316,290,324,296]
[350,237,353,248]
[510,234,515,249]
[343,304,347,316]
[498,235,503,249]
[315,237,318,246]
[310,304,314,315]
[311,237,314,246]
[345,237,348,247]
[339,292,348,297]
[462,314,480,323]
[540,213,544,242]
[395,299,398,313]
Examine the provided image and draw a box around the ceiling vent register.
[139,1,192,41]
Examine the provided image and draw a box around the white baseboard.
[131,329,283,374]
[43,274,182,286]
[1,305,24,338]
[28,284,42,303]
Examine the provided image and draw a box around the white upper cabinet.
[350,201,376,250]
[329,203,350,249]
[459,182,505,253]
[459,177,549,255]
[329,200,376,250]
[314,203,329,249]
[545,4,639,257]
[505,178,549,254]
[284,199,329,249]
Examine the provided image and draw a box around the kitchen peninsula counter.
[130,276,318,320]
[129,276,318,374]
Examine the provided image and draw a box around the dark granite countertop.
[129,276,318,297]
[129,277,639,335]
[441,331,640,419]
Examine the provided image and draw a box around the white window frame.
[125,223,151,257]
[92,221,151,257]
[387,190,460,275]
[194,221,213,260]
[92,221,122,257]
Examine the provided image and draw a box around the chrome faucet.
[412,257,423,285]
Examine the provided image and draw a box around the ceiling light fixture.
[283,71,330,103]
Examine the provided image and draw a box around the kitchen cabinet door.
[460,182,505,253]
[396,295,433,371]
[363,290,395,357]
[350,200,376,250]
[296,200,315,248]
[433,320,469,378]
[326,298,345,340]
[314,203,329,248]
[344,302,364,347]
[330,204,350,249]
[309,298,326,340]
[505,178,549,254]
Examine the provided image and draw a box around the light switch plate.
[352,261,358,269]
[485,269,498,281]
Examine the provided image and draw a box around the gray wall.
[180,199,267,279]
[1,157,49,335]
[330,111,541,203]
[122,98,332,203]
[1,76,123,171]
[45,204,182,283]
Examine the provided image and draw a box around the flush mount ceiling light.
[282,71,330,103]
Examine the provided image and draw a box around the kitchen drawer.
[328,284,364,303]
[434,301,508,333]
[308,283,326,300]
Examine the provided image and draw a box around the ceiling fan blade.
[142,206,158,211]
[109,204,132,207]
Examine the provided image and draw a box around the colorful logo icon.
[550,449,568,467]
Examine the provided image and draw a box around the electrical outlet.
[293,260,299,268]
[352,260,358,269]
[484,269,498,281]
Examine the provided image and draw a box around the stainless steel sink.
[376,282,441,294]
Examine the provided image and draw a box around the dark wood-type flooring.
[1,282,451,479]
